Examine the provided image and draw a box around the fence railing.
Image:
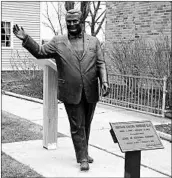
[100,74,167,117]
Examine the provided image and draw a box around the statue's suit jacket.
[22,33,108,104]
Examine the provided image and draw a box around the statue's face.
[66,18,82,36]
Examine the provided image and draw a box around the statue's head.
[65,9,82,36]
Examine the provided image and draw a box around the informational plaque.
[110,120,164,153]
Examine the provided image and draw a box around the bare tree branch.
[89,7,94,18]
[42,21,55,33]
[51,2,63,35]
[95,9,106,23]
[93,1,96,11]
[43,2,57,35]
[88,1,106,36]
[93,1,100,21]
[94,12,106,36]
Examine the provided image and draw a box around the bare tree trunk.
[65,1,75,11]
[169,52,172,109]
[89,2,106,36]
[80,2,90,32]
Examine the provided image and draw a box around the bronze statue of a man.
[13,9,109,171]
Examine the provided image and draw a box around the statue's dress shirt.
[68,33,84,59]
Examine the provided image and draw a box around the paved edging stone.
[2,90,171,142]
[157,131,171,142]
[3,90,43,104]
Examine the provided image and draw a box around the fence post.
[43,65,58,149]
[162,76,167,117]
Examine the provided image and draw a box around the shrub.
[106,35,171,78]
[106,34,171,110]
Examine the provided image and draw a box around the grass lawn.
[1,110,66,177]
[2,152,43,178]
[2,111,43,143]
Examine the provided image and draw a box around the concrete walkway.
[2,93,171,177]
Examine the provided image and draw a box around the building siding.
[1,1,41,70]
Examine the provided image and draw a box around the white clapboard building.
[1,1,41,70]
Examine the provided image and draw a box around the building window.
[1,21,12,47]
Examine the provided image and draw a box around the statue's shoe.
[80,160,89,171]
[77,156,94,163]
[87,155,94,163]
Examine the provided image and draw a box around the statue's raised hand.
[13,24,27,41]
